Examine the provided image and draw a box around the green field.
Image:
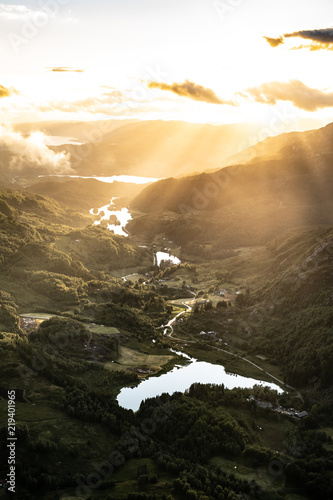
[88,325,120,334]
[106,346,174,375]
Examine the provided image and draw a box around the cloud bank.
[39,90,128,115]
[265,27,333,51]
[148,79,234,105]
[0,84,17,98]
[244,80,333,111]
[0,4,42,21]
[47,67,84,73]
[0,125,73,173]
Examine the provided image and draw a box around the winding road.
[209,345,304,402]
[159,295,303,401]
[160,300,193,336]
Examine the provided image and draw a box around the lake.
[155,251,181,266]
[90,198,131,237]
[40,174,160,184]
[117,356,283,411]
[44,136,83,146]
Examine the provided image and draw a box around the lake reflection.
[117,360,283,411]
[155,251,181,266]
[90,198,132,236]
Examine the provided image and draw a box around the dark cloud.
[284,28,333,44]
[0,84,17,98]
[265,27,333,51]
[264,36,284,47]
[147,79,235,105]
[47,67,84,73]
[244,80,333,112]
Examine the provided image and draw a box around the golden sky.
[1,0,333,129]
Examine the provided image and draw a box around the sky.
[1,0,333,129]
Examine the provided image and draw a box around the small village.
[248,395,308,419]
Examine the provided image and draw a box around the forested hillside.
[129,123,333,250]
[49,120,261,178]
[0,190,151,312]
[27,177,144,211]
[174,226,333,395]
[0,122,332,499]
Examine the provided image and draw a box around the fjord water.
[40,174,160,184]
[117,358,283,412]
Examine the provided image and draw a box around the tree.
[185,490,198,500]
[138,474,149,491]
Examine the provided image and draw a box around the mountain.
[5,119,330,182]
[0,190,150,309]
[227,121,333,166]
[13,119,136,143]
[26,177,145,211]
[249,226,333,388]
[128,123,333,248]
[172,225,333,390]
[49,120,267,178]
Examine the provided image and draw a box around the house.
[199,331,216,338]
[257,401,273,409]
[295,411,308,419]
[196,299,209,305]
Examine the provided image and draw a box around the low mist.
[0,125,73,174]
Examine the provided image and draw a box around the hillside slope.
[0,190,150,310]
[26,177,144,211]
[129,125,333,247]
[50,120,264,178]
[227,121,333,166]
